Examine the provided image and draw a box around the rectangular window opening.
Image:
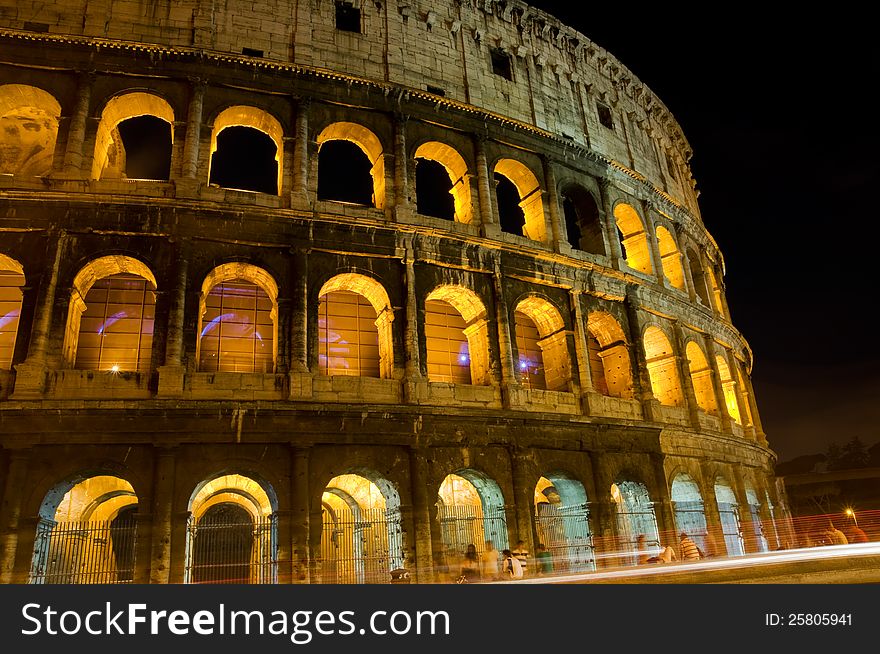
[427,85,446,97]
[490,48,513,81]
[335,1,362,33]
[242,47,264,58]
[23,21,49,32]
[597,103,614,130]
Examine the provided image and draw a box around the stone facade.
[0,0,780,584]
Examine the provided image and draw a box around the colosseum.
[0,0,785,584]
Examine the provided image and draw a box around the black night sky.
[530,4,880,462]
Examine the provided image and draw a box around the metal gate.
[535,502,595,573]
[319,507,402,584]
[30,517,137,584]
[673,501,709,552]
[717,502,745,556]
[615,506,659,566]
[438,504,508,563]
[185,514,277,584]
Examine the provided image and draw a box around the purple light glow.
[0,309,20,329]
[97,311,128,335]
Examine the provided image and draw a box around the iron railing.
[319,507,403,584]
[185,514,277,584]
[30,518,137,584]
[535,502,595,573]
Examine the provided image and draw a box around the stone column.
[599,178,624,267]
[623,287,658,421]
[704,337,733,434]
[672,321,702,429]
[643,203,666,286]
[542,156,564,252]
[649,453,676,548]
[725,348,752,437]
[290,446,311,583]
[732,469,759,554]
[509,448,536,561]
[0,451,29,583]
[393,113,412,219]
[474,135,496,235]
[181,79,206,182]
[149,448,176,584]
[403,241,423,403]
[13,231,65,398]
[408,447,434,583]
[158,245,189,397]
[289,250,309,375]
[492,260,517,407]
[61,72,94,176]
[698,466,726,557]
[587,451,617,569]
[713,262,733,321]
[569,288,594,413]
[291,97,311,209]
[740,366,767,445]
[675,226,698,303]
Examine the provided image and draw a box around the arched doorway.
[611,480,658,566]
[534,474,594,573]
[671,473,708,553]
[714,477,744,557]
[436,471,508,577]
[30,475,138,584]
[185,473,278,584]
[319,473,403,584]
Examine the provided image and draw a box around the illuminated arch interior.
[425,285,490,386]
[318,274,393,379]
[687,247,711,308]
[613,203,653,274]
[715,354,742,424]
[317,122,385,208]
[586,311,633,399]
[685,340,718,414]
[714,477,744,556]
[0,253,24,370]
[611,480,658,552]
[494,158,546,242]
[655,225,685,290]
[706,265,725,314]
[643,325,682,406]
[209,105,283,194]
[63,256,158,370]
[736,366,755,431]
[0,84,61,177]
[91,92,174,180]
[671,473,708,549]
[437,470,508,555]
[414,141,472,224]
[190,473,275,520]
[51,476,137,523]
[197,263,278,373]
[514,296,569,392]
[560,185,605,255]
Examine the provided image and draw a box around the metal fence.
[535,502,595,573]
[319,507,403,584]
[185,514,277,584]
[438,504,508,563]
[717,502,745,556]
[30,518,137,584]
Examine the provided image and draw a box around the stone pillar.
[290,446,311,583]
[732,469,759,554]
[599,178,625,267]
[289,250,309,374]
[291,97,311,209]
[280,136,296,207]
[12,231,65,398]
[623,287,658,421]
[408,447,434,583]
[672,321,702,429]
[704,337,733,434]
[649,453,676,548]
[740,366,767,445]
[61,72,94,176]
[643,203,666,286]
[403,242,423,402]
[698,467,725,557]
[587,451,616,569]
[0,451,29,584]
[158,246,189,397]
[509,448,536,561]
[492,260,517,407]
[675,226,698,303]
[149,448,176,583]
[713,262,733,321]
[725,349,752,437]
[542,156,564,252]
[393,113,412,219]
[569,288,594,413]
[181,79,206,181]
[474,135,496,235]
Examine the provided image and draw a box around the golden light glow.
[494,158,546,242]
[414,141,472,224]
[209,105,283,194]
[685,341,717,415]
[0,84,61,177]
[317,122,385,208]
[643,326,682,406]
[655,225,685,290]
[613,203,652,274]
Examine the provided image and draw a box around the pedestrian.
[636,534,651,565]
[824,521,848,546]
[657,544,677,563]
[511,539,529,576]
[702,529,719,558]
[480,540,501,580]
[847,524,869,544]
[679,532,702,561]
[535,543,554,575]
[501,549,524,579]
[459,543,480,582]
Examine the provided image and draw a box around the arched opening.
[613,203,652,274]
[494,159,546,242]
[643,326,682,406]
[436,470,508,578]
[745,487,769,553]
[534,473,594,573]
[425,285,490,386]
[560,185,605,255]
[671,473,708,554]
[319,472,403,584]
[414,141,472,223]
[186,473,278,584]
[92,92,173,181]
[685,341,718,415]
[706,265,725,314]
[318,273,393,379]
[736,366,755,431]
[0,254,24,370]
[197,263,278,373]
[655,225,685,290]
[208,106,283,195]
[611,480,658,565]
[0,84,60,177]
[715,355,742,424]
[514,296,570,392]
[63,256,157,372]
[30,474,138,584]
[317,122,385,208]
[714,477,744,557]
[687,247,711,308]
[586,311,633,399]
